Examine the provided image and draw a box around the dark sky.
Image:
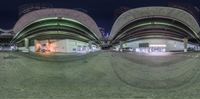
[0,0,200,33]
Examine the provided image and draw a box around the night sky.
[0,0,200,34]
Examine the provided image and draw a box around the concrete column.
[198,45,200,51]
[34,40,38,52]
[183,38,188,52]
[24,38,29,52]
[88,41,93,52]
[119,41,123,52]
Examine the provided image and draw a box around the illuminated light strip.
[13,17,88,42]
[16,32,90,44]
[114,22,197,43]
[113,22,152,40]
[154,22,197,38]
[14,18,81,38]
[18,23,85,38]
[15,27,91,44]
[124,35,183,44]
[149,44,167,47]
[12,19,95,43]
[113,17,200,44]
[61,17,99,40]
[113,16,200,39]
[118,31,185,41]
[13,23,57,41]
[60,23,97,39]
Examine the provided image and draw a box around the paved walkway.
[0,52,200,99]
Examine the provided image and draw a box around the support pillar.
[34,40,38,52]
[183,38,188,52]
[88,41,93,52]
[119,41,123,52]
[24,38,29,52]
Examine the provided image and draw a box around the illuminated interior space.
[33,39,99,53]
[114,39,200,53]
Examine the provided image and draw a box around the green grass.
[0,52,200,99]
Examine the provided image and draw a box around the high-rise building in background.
[99,27,108,39]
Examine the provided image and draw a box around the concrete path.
[0,52,200,99]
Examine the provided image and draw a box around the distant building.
[0,29,14,44]
[0,29,15,51]
[99,27,106,38]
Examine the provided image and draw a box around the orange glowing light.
[49,42,56,52]
[35,41,42,52]
[35,40,57,53]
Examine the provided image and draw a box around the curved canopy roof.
[13,8,102,43]
[110,7,200,44]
